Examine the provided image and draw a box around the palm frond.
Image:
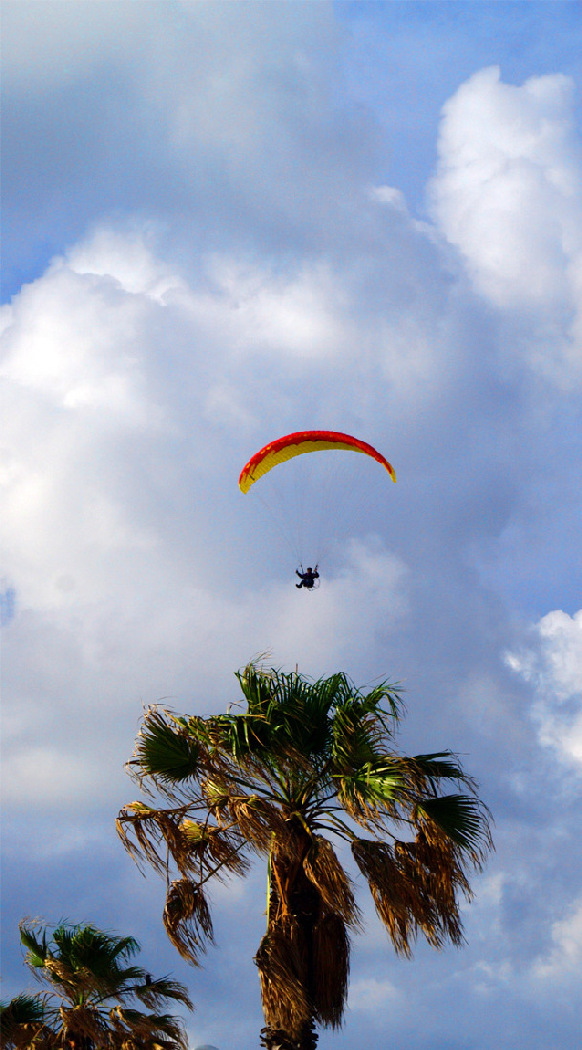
[60,1002,110,1045]
[163,879,214,964]
[230,795,292,854]
[132,708,201,784]
[415,794,492,860]
[0,993,56,1049]
[312,912,350,1028]
[255,920,310,1039]
[336,760,406,810]
[132,975,193,1012]
[180,817,251,877]
[117,802,173,877]
[121,661,494,1046]
[303,837,361,929]
[109,1003,189,1049]
[19,923,49,969]
[351,838,420,956]
[352,834,472,955]
[12,921,193,1047]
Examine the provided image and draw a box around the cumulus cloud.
[430,66,582,383]
[534,895,582,980]
[1,225,417,835]
[348,974,400,1011]
[1,746,107,811]
[1,1,147,94]
[4,22,582,1046]
[506,609,582,766]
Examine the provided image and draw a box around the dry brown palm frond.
[416,808,484,875]
[411,833,468,945]
[118,803,243,884]
[352,838,429,956]
[255,920,310,1039]
[392,838,462,949]
[201,776,234,815]
[312,911,350,1027]
[354,835,469,954]
[157,812,200,877]
[163,879,214,964]
[41,957,76,989]
[117,804,185,879]
[0,1003,58,1050]
[109,1004,188,1049]
[180,818,250,878]
[303,837,361,930]
[60,1003,109,1046]
[230,796,290,854]
[413,834,469,902]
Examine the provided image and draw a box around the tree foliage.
[0,921,192,1049]
[118,663,493,1050]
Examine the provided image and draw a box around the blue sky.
[2,3,582,1048]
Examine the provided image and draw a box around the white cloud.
[1,746,111,811]
[203,255,348,361]
[1,223,413,820]
[66,226,187,303]
[1,1,148,94]
[506,609,582,765]
[430,66,582,383]
[1,213,463,623]
[534,896,582,980]
[369,185,409,212]
[348,975,400,1011]
[4,42,582,1047]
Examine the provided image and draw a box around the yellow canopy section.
[239,430,396,493]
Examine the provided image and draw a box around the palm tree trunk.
[260,1019,318,1050]
[259,838,321,1050]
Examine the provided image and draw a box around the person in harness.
[295,565,319,589]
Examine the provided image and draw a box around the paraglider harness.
[295,564,320,590]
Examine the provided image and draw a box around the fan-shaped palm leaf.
[120,661,493,1050]
[9,921,192,1049]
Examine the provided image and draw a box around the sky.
[2,2,582,1047]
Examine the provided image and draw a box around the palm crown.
[118,663,492,1050]
[1,921,192,1049]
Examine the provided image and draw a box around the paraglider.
[238,430,396,493]
[239,431,396,588]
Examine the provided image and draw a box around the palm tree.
[118,663,493,1050]
[0,992,55,1048]
[0,921,193,1049]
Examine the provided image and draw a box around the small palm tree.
[0,992,55,1048]
[0,921,193,1049]
[118,663,493,1050]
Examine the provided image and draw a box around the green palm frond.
[120,660,493,1044]
[132,975,193,1011]
[134,709,200,783]
[414,794,492,858]
[337,760,406,800]
[19,925,49,969]
[331,685,402,775]
[0,993,56,1049]
[13,921,192,1046]
[409,752,478,791]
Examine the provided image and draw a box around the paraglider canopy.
[239,430,396,493]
